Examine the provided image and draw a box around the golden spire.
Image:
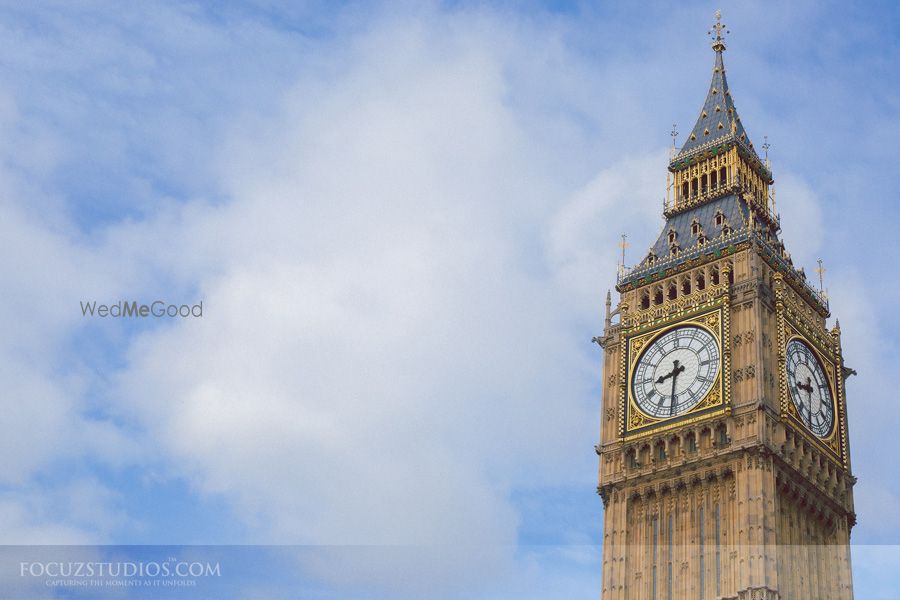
[708,10,729,52]
[618,233,629,276]
[666,125,678,209]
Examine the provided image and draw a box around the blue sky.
[1,1,898,598]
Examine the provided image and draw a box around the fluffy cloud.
[106,7,634,555]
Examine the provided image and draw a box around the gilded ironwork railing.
[618,227,829,314]
[618,228,748,286]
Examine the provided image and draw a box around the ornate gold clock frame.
[775,272,849,467]
[622,304,730,440]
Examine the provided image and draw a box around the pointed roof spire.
[673,10,760,163]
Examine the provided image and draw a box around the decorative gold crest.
[630,412,647,428]
[632,336,648,356]
[693,383,721,411]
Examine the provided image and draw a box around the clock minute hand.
[796,377,814,421]
[669,361,686,415]
[670,370,678,415]
[655,360,683,384]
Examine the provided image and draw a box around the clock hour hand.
[656,360,685,384]
[796,377,815,421]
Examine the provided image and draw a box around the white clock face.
[632,325,720,419]
[785,339,834,438]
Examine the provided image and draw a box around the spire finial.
[618,233,629,276]
[762,136,771,167]
[605,290,612,327]
[709,10,729,52]
[816,258,826,294]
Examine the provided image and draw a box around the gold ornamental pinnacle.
[709,10,729,51]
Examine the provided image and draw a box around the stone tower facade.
[595,13,856,600]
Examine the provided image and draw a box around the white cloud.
[81,11,669,594]
[546,150,668,317]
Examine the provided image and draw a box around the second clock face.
[785,338,834,438]
[632,325,720,419]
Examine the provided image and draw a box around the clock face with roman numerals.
[785,338,834,438]
[631,325,720,419]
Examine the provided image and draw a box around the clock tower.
[595,13,856,600]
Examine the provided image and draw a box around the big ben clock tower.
[595,12,856,600]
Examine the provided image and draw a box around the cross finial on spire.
[709,10,729,52]
[618,233,629,276]
[815,258,826,293]
[668,124,679,163]
[762,135,771,168]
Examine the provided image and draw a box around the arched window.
[640,292,651,310]
[686,432,698,453]
[711,267,720,285]
[715,424,729,447]
[653,287,664,305]
[710,169,718,189]
[701,174,708,194]
[626,448,638,469]
[699,427,711,450]
[639,444,651,465]
[667,283,677,301]
[695,272,706,291]
[681,277,692,295]
[691,219,701,236]
[691,178,699,197]
[655,442,667,462]
[720,166,727,184]
[681,182,689,200]
[715,211,725,227]
[668,436,681,457]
